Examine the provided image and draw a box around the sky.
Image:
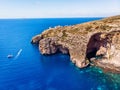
[0,0,120,18]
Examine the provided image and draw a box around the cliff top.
[32,15,120,73]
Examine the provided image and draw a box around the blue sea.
[0,18,120,90]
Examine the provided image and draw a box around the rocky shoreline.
[31,15,120,73]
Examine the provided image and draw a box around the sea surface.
[0,18,120,90]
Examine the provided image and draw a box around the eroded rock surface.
[31,15,120,73]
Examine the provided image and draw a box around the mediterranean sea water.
[0,18,120,90]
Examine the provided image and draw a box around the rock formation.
[31,15,120,73]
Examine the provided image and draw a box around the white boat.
[7,55,13,58]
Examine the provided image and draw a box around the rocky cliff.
[31,15,120,73]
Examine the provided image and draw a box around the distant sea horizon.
[0,16,105,19]
[0,18,120,90]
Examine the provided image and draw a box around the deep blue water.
[0,18,120,90]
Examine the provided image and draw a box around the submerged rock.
[31,15,120,73]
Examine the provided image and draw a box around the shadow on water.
[38,50,120,90]
[30,39,120,90]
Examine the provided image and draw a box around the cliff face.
[31,15,120,73]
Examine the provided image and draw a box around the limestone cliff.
[31,15,120,73]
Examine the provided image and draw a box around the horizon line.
[0,17,105,19]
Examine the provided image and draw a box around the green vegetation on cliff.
[32,15,120,73]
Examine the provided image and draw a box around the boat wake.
[14,49,22,60]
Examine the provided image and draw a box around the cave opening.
[86,33,102,60]
[86,48,97,60]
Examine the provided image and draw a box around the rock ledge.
[31,15,120,73]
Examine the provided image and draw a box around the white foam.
[14,49,22,60]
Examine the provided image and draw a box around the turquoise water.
[0,18,120,90]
